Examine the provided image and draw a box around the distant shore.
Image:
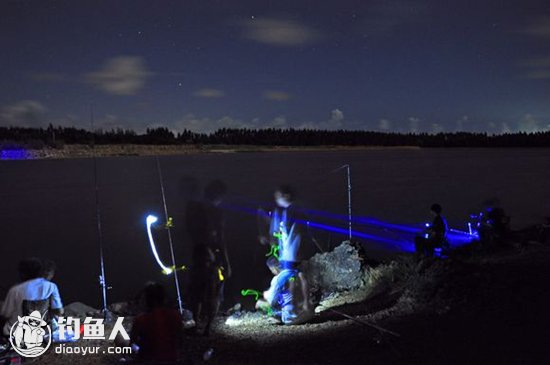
[2,144,422,160]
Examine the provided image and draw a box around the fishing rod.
[90,104,111,320]
[155,156,184,315]
[323,307,400,337]
[331,164,352,241]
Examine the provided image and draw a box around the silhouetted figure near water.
[485,207,510,245]
[415,204,448,257]
[185,180,231,336]
[474,200,511,250]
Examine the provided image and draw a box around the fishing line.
[323,307,400,337]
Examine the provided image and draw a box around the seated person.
[415,203,448,257]
[1,258,64,336]
[130,282,183,363]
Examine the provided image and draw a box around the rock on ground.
[63,302,100,318]
[302,241,365,298]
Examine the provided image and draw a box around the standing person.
[130,282,183,363]
[415,203,448,257]
[185,179,231,336]
[260,185,312,325]
[0,258,64,336]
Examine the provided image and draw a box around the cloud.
[263,90,291,101]
[501,122,512,134]
[0,100,47,127]
[517,113,549,133]
[269,116,288,128]
[173,114,252,134]
[330,109,344,123]
[431,123,444,134]
[378,118,391,131]
[519,57,550,79]
[85,56,153,95]
[94,114,132,130]
[486,115,549,134]
[456,115,468,131]
[520,57,550,68]
[520,16,550,38]
[298,109,345,130]
[193,88,225,98]
[523,69,550,80]
[408,117,420,133]
[173,114,290,134]
[242,18,321,46]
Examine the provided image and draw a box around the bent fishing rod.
[155,156,184,315]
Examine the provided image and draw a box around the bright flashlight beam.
[146,214,173,275]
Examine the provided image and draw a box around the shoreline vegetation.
[3,144,423,159]
[1,125,549,159]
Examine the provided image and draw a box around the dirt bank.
[27,244,550,365]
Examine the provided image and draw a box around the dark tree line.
[1,124,549,148]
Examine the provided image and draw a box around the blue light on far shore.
[1,148,30,160]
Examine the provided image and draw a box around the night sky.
[1,0,549,133]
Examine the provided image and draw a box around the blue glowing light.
[0,148,29,160]
[300,208,425,234]
[145,214,174,275]
[300,210,477,250]
[299,219,417,252]
[222,202,477,254]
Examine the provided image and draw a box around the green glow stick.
[240,289,262,301]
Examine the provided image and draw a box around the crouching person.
[130,282,183,363]
[261,263,312,325]
[257,186,313,324]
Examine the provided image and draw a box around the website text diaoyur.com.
[53,343,133,356]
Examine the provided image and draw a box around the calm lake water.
[1,148,549,308]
